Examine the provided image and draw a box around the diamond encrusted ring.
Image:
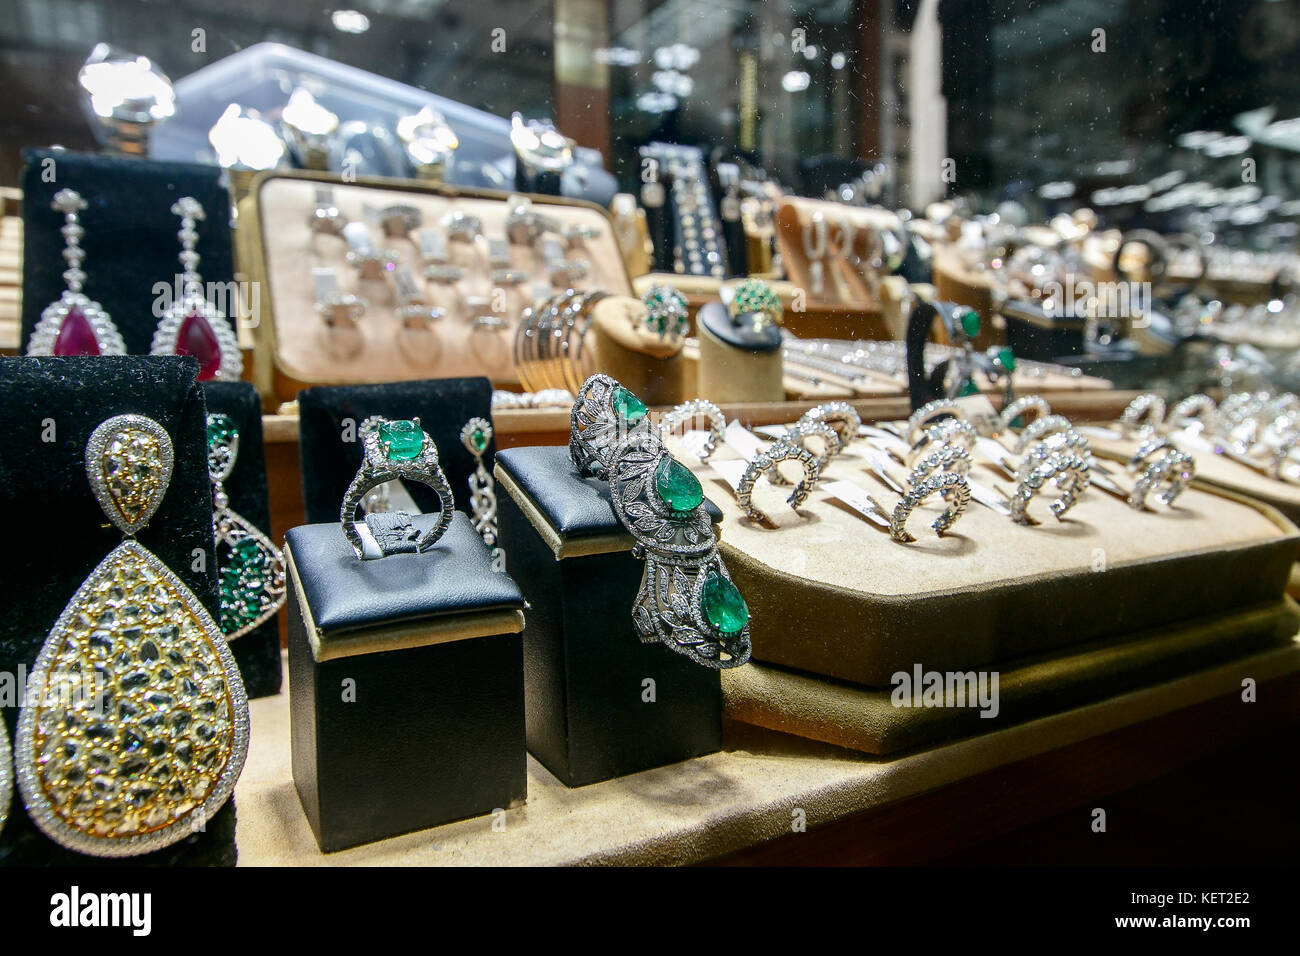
[906,399,965,445]
[997,394,1051,434]
[1010,450,1091,525]
[659,398,726,461]
[1129,448,1194,511]
[890,470,971,543]
[340,417,454,558]
[1013,413,1076,454]
[736,442,821,522]
[1118,393,1167,436]
[797,401,862,447]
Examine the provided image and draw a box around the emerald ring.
[341,416,454,559]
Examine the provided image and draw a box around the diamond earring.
[26,189,127,357]
[150,196,242,381]
[460,417,498,551]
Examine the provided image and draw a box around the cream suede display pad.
[681,428,1300,685]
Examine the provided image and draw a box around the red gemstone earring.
[150,196,242,381]
[26,189,127,357]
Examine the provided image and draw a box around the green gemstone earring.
[207,413,287,639]
[459,416,498,551]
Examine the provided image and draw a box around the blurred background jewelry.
[26,189,127,358]
[997,394,1051,434]
[640,284,689,340]
[801,210,828,296]
[906,399,964,445]
[207,413,286,639]
[15,414,249,856]
[0,718,11,837]
[660,398,726,461]
[798,401,862,447]
[342,221,398,279]
[312,267,367,327]
[341,417,454,558]
[1118,393,1167,437]
[728,277,782,331]
[1129,449,1194,510]
[459,416,498,551]
[149,196,242,381]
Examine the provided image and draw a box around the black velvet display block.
[203,381,282,699]
[1002,298,1086,361]
[285,513,527,853]
[696,302,782,352]
[0,356,237,866]
[19,150,235,356]
[297,377,494,526]
[495,446,722,788]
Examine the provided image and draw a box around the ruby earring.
[26,189,127,357]
[149,196,242,381]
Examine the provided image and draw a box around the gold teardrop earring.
[15,414,249,856]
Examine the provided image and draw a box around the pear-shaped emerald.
[959,308,981,337]
[611,386,647,424]
[655,455,703,512]
[997,347,1016,372]
[701,572,749,635]
[472,428,487,452]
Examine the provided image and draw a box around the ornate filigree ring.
[340,417,454,559]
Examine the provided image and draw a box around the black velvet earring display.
[19,149,236,356]
[696,301,782,352]
[297,376,494,526]
[0,356,237,865]
[203,381,283,699]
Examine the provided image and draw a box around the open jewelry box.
[235,170,636,407]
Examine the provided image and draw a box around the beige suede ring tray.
[722,597,1298,755]
[236,170,633,405]
[682,439,1300,687]
[1081,424,1300,526]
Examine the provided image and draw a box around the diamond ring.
[997,394,1051,434]
[1118,393,1167,436]
[659,398,726,461]
[797,401,862,447]
[1011,450,1090,524]
[890,470,971,543]
[1129,448,1194,510]
[340,417,454,559]
[736,442,820,522]
[906,399,964,445]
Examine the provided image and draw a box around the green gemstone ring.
[341,416,455,559]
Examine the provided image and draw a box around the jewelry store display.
[906,398,964,445]
[659,398,726,460]
[907,444,973,488]
[14,414,249,856]
[1013,413,1076,453]
[459,416,498,550]
[340,416,454,559]
[779,420,842,472]
[569,374,751,669]
[890,470,971,543]
[149,197,242,381]
[312,267,367,327]
[797,401,862,447]
[206,413,287,639]
[26,189,127,357]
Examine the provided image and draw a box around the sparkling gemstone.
[471,428,487,452]
[612,386,647,424]
[700,572,749,636]
[959,308,981,338]
[655,456,703,512]
[53,306,101,356]
[998,347,1016,372]
[378,420,424,460]
[175,310,222,381]
[206,414,237,449]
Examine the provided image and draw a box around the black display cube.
[285,513,527,853]
[495,446,722,788]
